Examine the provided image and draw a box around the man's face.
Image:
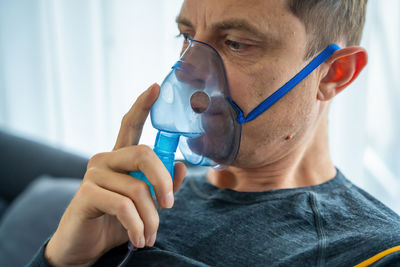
[177,0,324,167]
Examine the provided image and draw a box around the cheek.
[225,58,288,116]
[233,74,320,166]
[263,73,320,137]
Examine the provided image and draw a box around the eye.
[176,32,192,42]
[225,40,249,52]
[176,32,193,54]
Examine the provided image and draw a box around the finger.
[173,162,187,193]
[113,83,160,151]
[92,146,174,209]
[89,169,159,246]
[79,181,146,248]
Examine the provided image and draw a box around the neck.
[207,109,337,192]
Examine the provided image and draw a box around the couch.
[0,130,88,266]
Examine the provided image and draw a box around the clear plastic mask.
[151,39,241,167]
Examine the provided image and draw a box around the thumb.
[113,83,160,151]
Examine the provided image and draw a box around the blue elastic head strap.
[231,44,341,124]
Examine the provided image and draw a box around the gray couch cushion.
[0,198,7,218]
[0,130,88,203]
[0,176,80,267]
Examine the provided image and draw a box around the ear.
[317,46,368,101]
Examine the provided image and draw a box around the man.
[29,0,400,266]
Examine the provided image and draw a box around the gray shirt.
[29,168,400,266]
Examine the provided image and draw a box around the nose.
[174,40,217,90]
[173,60,207,90]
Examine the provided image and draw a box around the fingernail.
[149,83,157,91]
[138,236,145,248]
[163,192,174,208]
[147,233,157,246]
[134,237,140,248]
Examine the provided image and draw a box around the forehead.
[178,0,302,36]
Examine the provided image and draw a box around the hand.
[44,83,187,267]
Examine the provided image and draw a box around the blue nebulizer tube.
[129,131,179,195]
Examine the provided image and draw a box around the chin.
[230,141,285,169]
[230,148,263,168]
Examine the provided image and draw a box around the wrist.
[44,236,99,267]
[44,237,64,267]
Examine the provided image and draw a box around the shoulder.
[345,184,400,266]
[314,171,400,265]
[315,171,400,229]
[354,246,400,266]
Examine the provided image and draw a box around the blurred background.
[0,0,399,213]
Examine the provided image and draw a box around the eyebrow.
[176,16,193,28]
[175,16,269,40]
